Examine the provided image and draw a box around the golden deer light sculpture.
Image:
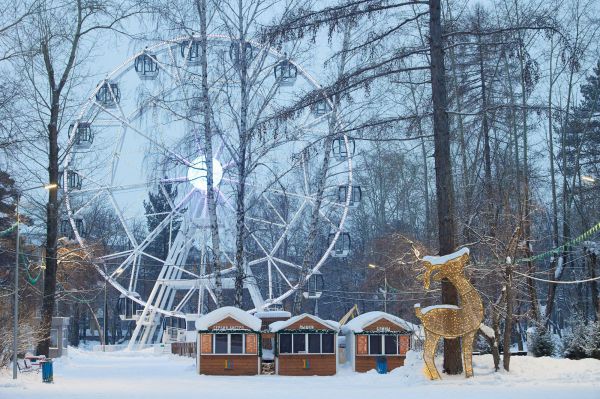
[415,249,483,380]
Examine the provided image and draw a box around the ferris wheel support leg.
[140,231,192,345]
[128,280,162,350]
[244,262,265,310]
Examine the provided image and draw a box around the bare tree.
[11,0,140,356]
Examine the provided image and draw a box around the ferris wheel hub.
[187,155,223,191]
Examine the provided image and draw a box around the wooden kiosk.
[270,314,340,376]
[196,307,262,375]
[341,311,414,373]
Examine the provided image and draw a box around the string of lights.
[516,220,600,263]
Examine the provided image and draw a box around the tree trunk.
[37,103,60,357]
[85,302,104,346]
[234,0,248,307]
[586,249,599,321]
[196,0,222,307]
[503,262,514,371]
[476,24,494,235]
[429,0,462,375]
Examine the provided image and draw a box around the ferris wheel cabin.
[59,216,85,240]
[69,122,93,149]
[134,53,159,80]
[312,99,332,117]
[58,168,83,190]
[118,293,142,321]
[180,39,201,66]
[303,271,324,299]
[229,41,254,69]
[274,59,298,87]
[338,185,362,207]
[331,136,355,161]
[95,81,121,108]
[328,232,351,258]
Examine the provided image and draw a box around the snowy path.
[1,348,599,399]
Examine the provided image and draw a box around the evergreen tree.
[143,182,178,260]
[562,60,600,194]
[530,327,555,357]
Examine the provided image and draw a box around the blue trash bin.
[41,359,53,383]
[376,356,388,374]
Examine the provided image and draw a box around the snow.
[341,311,417,334]
[423,248,470,265]
[269,313,340,332]
[254,310,292,319]
[2,347,599,399]
[195,307,262,331]
[554,256,564,279]
[419,304,461,314]
[479,323,496,339]
[583,241,600,256]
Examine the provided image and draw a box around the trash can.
[376,356,388,374]
[41,359,53,383]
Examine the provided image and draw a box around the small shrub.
[529,327,555,357]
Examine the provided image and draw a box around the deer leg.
[423,330,441,380]
[462,330,476,378]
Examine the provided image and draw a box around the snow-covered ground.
[1,348,599,399]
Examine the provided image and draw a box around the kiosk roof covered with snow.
[269,313,340,376]
[195,306,262,331]
[196,307,262,376]
[342,311,415,373]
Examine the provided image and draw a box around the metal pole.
[383,274,388,313]
[103,279,107,351]
[13,194,20,379]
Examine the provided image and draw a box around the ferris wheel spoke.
[160,176,188,184]
[173,286,197,313]
[95,103,192,167]
[267,199,308,258]
[306,198,341,231]
[218,191,285,269]
[262,193,286,225]
[116,189,194,274]
[147,52,180,85]
[166,45,185,88]
[245,216,285,228]
[159,182,178,211]
[99,249,134,260]
[110,125,129,185]
[271,256,303,271]
[270,260,295,289]
[220,176,317,203]
[71,181,161,195]
[107,191,140,247]
[248,256,268,266]
[67,187,105,216]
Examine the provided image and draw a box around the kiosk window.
[214,334,228,354]
[231,334,244,354]
[322,334,335,354]
[385,335,398,355]
[308,334,321,353]
[369,335,382,355]
[293,334,306,353]
[279,334,292,353]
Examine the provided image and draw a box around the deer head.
[421,252,469,290]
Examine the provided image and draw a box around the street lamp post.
[12,183,57,380]
[368,263,389,313]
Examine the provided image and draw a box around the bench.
[17,355,46,373]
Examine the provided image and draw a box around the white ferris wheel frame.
[63,34,354,320]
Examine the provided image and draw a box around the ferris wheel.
[61,34,358,347]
